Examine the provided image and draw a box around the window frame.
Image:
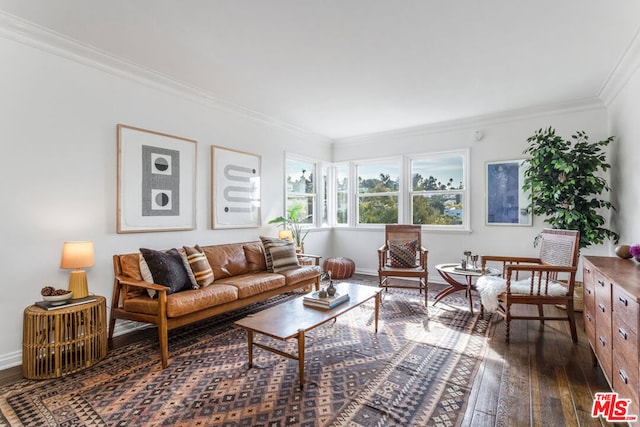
[354,156,403,226]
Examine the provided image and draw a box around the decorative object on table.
[268,204,310,252]
[615,244,632,259]
[522,127,619,249]
[36,295,98,311]
[323,257,356,279]
[60,241,95,298]
[117,124,197,233]
[40,286,72,306]
[303,289,349,309]
[630,245,640,262]
[485,159,532,226]
[211,145,261,229]
[326,274,337,296]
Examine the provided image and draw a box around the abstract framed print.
[485,159,532,226]
[117,124,197,233]
[211,146,261,229]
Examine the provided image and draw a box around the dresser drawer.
[594,273,612,322]
[613,352,639,418]
[584,306,596,344]
[595,322,613,383]
[612,315,639,376]
[583,263,596,313]
[613,285,638,332]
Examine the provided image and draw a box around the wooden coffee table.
[234,282,381,389]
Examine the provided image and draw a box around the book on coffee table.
[303,291,349,309]
[35,296,97,311]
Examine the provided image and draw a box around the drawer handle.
[587,288,592,295]
[598,279,605,287]
[599,336,606,346]
[619,295,628,306]
[586,313,592,322]
[599,303,606,313]
[619,328,628,340]
[586,267,591,273]
[619,369,629,385]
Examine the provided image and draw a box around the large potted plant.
[522,127,619,249]
[268,204,310,251]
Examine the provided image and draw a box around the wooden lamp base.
[68,269,89,298]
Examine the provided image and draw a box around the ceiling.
[2,0,639,139]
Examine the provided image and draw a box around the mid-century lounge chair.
[476,228,580,343]
[377,225,429,305]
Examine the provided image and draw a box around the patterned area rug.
[0,277,489,426]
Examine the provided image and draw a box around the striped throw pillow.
[260,236,300,273]
[182,246,214,288]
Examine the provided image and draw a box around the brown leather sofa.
[109,241,321,368]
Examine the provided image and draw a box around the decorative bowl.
[43,292,73,305]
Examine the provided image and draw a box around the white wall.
[0,35,331,368]
[331,106,613,277]
[607,63,640,245]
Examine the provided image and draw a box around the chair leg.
[505,303,511,344]
[538,304,544,324]
[567,302,578,343]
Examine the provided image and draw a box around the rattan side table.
[22,295,107,379]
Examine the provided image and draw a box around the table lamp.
[60,241,95,298]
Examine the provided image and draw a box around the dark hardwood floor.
[0,280,618,426]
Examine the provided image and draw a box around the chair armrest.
[378,244,388,253]
[297,253,321,266]
[505,264,577,275]
[115,275,169,293]
[481,255,542,265]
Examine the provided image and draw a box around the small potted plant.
[268,204,310,252]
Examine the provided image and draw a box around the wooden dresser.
[583,256,640,415]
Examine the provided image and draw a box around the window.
[410,151,467,228]
[285,157,315,225]
[335,163,349,225]
[356,159,401,224]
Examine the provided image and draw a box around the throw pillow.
[389,240,418,268]
[139,254,157,298]
[182,246,214,288]
[139,248,191,295]
[260,236,300,273]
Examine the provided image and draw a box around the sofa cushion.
[279,265,322,287]
[260,236,300,272]
[215,272,286,299]
[183,246,214,288]
[123,284,239,318]
[388,240,418,268]
[200,243,250,279]
[139,248,191,295]
[243,243,267,272]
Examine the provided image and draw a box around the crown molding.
[334,98,605,145]
[599,27,640,106]
[0,11,330,142]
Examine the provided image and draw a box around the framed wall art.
[211,146,261,229]
[117,124,197,233]
[485,159,532,226]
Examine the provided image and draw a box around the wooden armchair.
[378,225,429,304]
[477,228,580,343]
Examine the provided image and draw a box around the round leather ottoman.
[323,257,356,279]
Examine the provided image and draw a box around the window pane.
[286,197,314,224]
[336,164,348,224]
[412,194,463,225]
[359,195,398,224]
[358,162,399,193]
[412,157,463,191]
[287,159,314,194]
